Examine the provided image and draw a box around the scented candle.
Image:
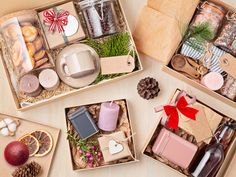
[39,69,60,91]
[19,74,42,97]
[98,102,120,131]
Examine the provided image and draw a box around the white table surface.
[0,0,236,177]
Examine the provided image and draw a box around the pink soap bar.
[201,72,224,91]
[39,69,60,91]
[19,74,42,97]
[98,102,120,131]
[152,128,198,169]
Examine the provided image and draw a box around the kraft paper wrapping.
[170,91,223,144]
[133,6,182,64]
[133,0,200,64]
[148,0,200,29]
[38,2,85,49]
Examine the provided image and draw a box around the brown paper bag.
[148,0,200,30]
[133,6,182,64]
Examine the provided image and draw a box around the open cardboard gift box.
[142,89,236,177]
[0,0,143,111]
[64,99,137,171]
[133,0,236,108]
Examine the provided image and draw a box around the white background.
[0,0,236,176]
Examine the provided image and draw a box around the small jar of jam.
[192,1,225,38]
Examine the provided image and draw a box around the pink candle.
[98,102,120,132]
[201,72,224,91]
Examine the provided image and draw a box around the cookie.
[33,36,44,51]
[35,58,49,68]
[20,22,33,27]
[21,25,38,42]
[34,50,46,61]
[26,42,36,57]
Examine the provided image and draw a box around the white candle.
[39,69,60,91]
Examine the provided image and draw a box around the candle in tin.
[98,102,120,131]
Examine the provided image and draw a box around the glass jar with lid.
[79,0,120,38]
[192,1,225,38]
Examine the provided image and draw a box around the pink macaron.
[201,72,224,91]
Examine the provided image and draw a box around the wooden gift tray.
[142,89,236,177]
[0,0,143,111]
[65,99,137,171]
[0,113,60,177]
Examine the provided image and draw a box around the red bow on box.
[43,9,69,33]
[155,94,199,129]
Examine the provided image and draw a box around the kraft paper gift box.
[148,0,199,29]
[134,0,236,108]
[133,0,198,64]
[98,131,132,163]
[143,89,236,177]
[38,1,86,49]
[133,6,182,64]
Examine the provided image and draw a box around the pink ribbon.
[43,9,69,33]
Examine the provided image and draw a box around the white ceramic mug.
[61,50,95,78]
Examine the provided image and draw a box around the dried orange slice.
[18,134,39,157]
[31,130,53,157]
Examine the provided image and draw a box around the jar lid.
[79,0,114,9]
[201,1,225,16]
[226,11,236,21]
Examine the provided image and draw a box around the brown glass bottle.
[191,122,235,177]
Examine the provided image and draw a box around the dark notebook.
[68,106,99,140]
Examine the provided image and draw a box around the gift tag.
[101,55,135,75]
[179,105,212,143]
[220,53,236,78]
[109,140,124,155]
[64,15,79,37]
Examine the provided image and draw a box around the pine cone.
[12,161,41,177]
[137,77,160,100]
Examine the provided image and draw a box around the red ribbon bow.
[163,96,199,129]
[43,9,69,33]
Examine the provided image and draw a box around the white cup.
[61,50,96,78]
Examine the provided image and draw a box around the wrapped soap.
[214,11,236,56]
[0,10,53,77]
[98,131,132,163]
[38,1,86,49]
